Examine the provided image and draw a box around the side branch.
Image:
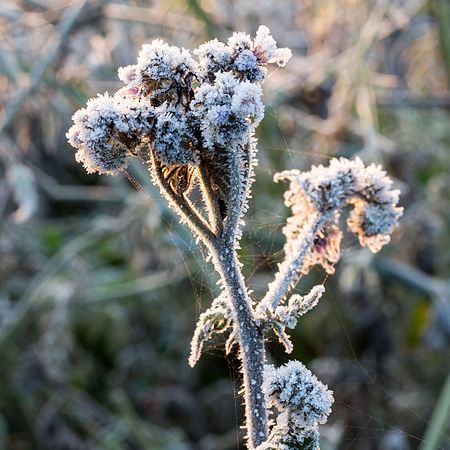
[259,215,322,311]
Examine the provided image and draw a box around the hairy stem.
[152,147,267,448]
[209,238,267,448]
[223,143,251,243]
[260,215,322,311]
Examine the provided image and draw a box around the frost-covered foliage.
[275,157,404,274]
[189,293,233,368]
[257,361,334,450]
[67,26,289,240]
[259,285,325,353]
[67,27,402,450]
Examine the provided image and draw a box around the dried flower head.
[275,157,403,273]
[191,72,264,151]
[153,107,198,167]
[194,39,233,79]
[66,93,155,175]
[120,39,197,105]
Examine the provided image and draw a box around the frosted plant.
[256,361,334,450]
[67,26,402,450]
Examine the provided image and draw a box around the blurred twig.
[0,215,129,349]
[431,0,450,86]
[375,257,448,300]
[89,270,186,302]
[376,90,450,108]
[186,0,215,38]
[419,370,450,450]
[103,3,204,34]
[0,0,87,135]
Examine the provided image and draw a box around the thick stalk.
[209,238,267,448]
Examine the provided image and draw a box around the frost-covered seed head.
[66,94,155,175]
[153,107,198,167]
[253,25,292,67]
[263,361,334,428]
[118,39,197,105]
[118,64,138,84]
[137,39,196,82]
[191,72,264,151]
[68,25,290,178]
[275,157,403,273]
[228,31,253,55]
[259,361,333,450]
[194,39,233,79]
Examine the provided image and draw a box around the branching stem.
[152,149,268,448]
[149,151,215,244]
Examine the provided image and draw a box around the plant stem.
[197,162,222,235]
[260,215,322,311]
[152,148,267,448]
[149,152,214,243]
[210,237,267,449]
[223,144,252,243]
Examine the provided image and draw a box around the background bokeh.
[0,1,449,449]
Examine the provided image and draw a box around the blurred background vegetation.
[0,0,449,449]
